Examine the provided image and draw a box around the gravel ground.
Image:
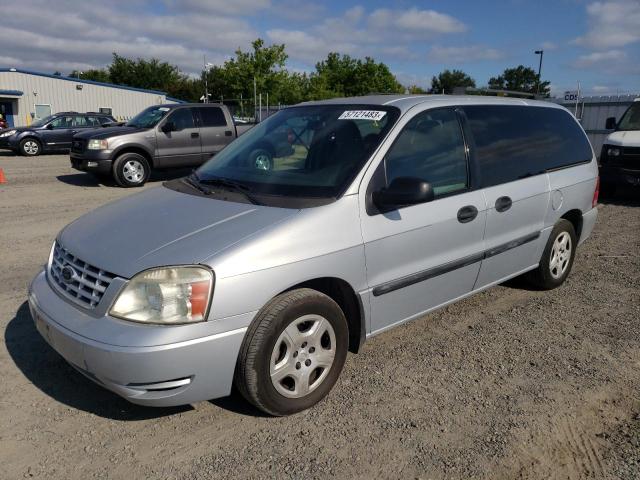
[1,152,638,480]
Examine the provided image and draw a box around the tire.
[248,148,273,171]
[19,138,42,156]
[235,288,349,416]
[113,152,150,187]
[525,219,577,290]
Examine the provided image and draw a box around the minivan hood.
[74,126,146,140]
[605,130,640,147]
[58,186,298,278]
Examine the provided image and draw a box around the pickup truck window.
[196,104,400,200]
[198,107,226,127]
[167,108,195,130]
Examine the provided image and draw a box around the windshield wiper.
[197,175,263,205]
[183,173,213,195]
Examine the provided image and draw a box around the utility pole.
[534,50,544,95]
[203,55,208,103]
[253,76,257,121]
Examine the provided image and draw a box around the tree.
[407,85,428,94]
[309,53,403,99]
[430,69,475,94]
[108,53,186,92]
[53,71,62,76]
[488,65,550,96]
[69,69,110,83]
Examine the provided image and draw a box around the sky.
[0,0,638,97]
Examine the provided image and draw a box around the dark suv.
[0,112,116,156]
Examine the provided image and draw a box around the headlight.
[607,147,621,157]
[110,266,213,324]
[87,139,108,150]
[0,130,16,138]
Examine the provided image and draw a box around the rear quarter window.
[463,105,593,188]
[198,107,227,127]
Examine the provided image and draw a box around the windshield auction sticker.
[338,110,387,121]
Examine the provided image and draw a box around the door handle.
[457,205,478,223]
[225,130,233,136]
[495,196,512,212]
[191,132,199,138]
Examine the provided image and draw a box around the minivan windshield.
[126,106,171,128]
[196,104,400,200]
[617,103,640,131]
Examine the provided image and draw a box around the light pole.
[534,50,544,95]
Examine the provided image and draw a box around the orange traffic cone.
[0,168,6,184]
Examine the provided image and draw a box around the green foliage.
[309,53,404,99]
[430,69,476,94]
[69,69,111,83]
[407,85,428,94]
[488,65,550,96]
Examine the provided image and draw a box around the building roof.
[298,94,563,114]
[0,68,167,96]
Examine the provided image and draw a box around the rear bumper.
[28,270,248,407]
[70,150,113,174]
[599,165,640,187]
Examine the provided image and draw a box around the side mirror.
[46,123,54,130]
[161,121,176,133]
[605,117,617,130]
[372,177,434,210]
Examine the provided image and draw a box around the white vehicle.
[600,99,640,193]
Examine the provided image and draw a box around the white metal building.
[0,68,181,128]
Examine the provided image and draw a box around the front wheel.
[525,219,577,289]
[235,288,349,416]
[19,138,41,156]
[113,153,150,187]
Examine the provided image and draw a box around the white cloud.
[571,49,627,68]
[368,7,466,35]
[540,41,557,51]
[428,45,504,63]
[166,0,271,15]
[572,0,640,49]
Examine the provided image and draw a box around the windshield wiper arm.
[183,173,213,195]
[198,176,263,205]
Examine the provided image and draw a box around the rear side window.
[463,105,592,187]
[198,107,227,127]
[385,108,468,197]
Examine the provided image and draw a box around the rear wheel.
[235,288,349,416]
[20,138,41,156]
[525,219,577,289]
[113,153,150,187]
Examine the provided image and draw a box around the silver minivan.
[28,95,599,416]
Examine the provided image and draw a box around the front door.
[0,101,14,127]
[360,107,487,334]
[42,115,75,149]
[156,107,202,167]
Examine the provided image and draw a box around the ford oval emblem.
[61,265,77,283]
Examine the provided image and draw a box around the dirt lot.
[1,152,638,480]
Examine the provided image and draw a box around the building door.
[0,101,14,127]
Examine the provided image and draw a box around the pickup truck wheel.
[113,153,150,187]
[20,138,41,156]
[235,288,349,416]
[525,219,577,290]
[249,148,273,171]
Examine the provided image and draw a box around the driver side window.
[385,109,468,197]
[49,116,73,129]
[167,108,195,130]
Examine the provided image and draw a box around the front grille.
[71,139,86,153]
[49,242,116,308]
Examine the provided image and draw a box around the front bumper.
[599,165,640,187]
[70,149,113,174]
[28,270,249,407]
[0,135,16,149]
